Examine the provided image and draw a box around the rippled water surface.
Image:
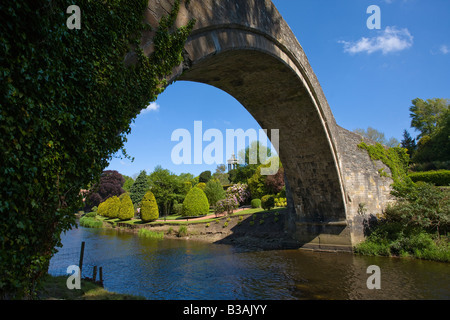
[49,226,450,300]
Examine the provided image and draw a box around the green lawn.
[91,207,286,228]
[38,275,145,300]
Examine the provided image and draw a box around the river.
[48,225,449,300]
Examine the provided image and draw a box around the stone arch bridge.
[133,0,394,251]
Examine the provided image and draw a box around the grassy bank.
[37,275,145,300]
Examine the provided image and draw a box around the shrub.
[409,170,450,186]
[140,191,159,222]
[251,199,261,208]
[182,187,210,217]
[196,182,206,191]
[85,212,97,218]
[215,196,239,215]
[261,195,275,210]
[276,187,286,199]
[275,197,287,207]
[226,183,251,205]
[79,216,103,229]
[98,197,117,218]
[204,180,226,207]
[97,199,109,217]
[91,206,98,213]
[118,193,134,221]
[108,196,121,219]
[387,182,450,235]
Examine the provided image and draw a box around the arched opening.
[128,0,395,250]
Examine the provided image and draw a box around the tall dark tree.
[129,170,149,206]
[199,170,212,183]
[87,170,125,208]
[400,130,417,158]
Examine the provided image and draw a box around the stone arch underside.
[139,0,395,251]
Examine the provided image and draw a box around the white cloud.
[140,102,160,115]
[339,26,413,55]
[440,45,449,55]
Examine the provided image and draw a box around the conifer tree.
[130,170,149,206]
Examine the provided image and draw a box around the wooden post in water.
[79,241,85,277]
[93,266,97,282]
[99,267,103,286]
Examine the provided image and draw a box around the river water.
[48,225,449,300]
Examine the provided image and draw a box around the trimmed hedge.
[251,199,261,208]
[261,195,275,210]
[97,197,111,217]
[140,191,159,222]
[118,193,134,221]
[409,170,450,186]
[183,187,210,217]
[108,196,120,219]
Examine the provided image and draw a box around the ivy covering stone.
[0,0,195,298]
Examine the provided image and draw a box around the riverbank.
[81,208,298,251]
[38,275,145,300]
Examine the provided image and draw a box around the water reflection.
[48,226,450,300]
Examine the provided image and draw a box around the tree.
[182,187,210,217]
[87,170,125,209]
[122,175,135,192]
[129,170,149,207]
[148,166,187,217]
[413,108,450,163]
[118,193,134,221]
[212,164,229,185]
[400,130,417,158]
[410,98,449,139]
[229,141,272,184]
[140,191,159,222]
[265,167,285,195]
[237,141,272,167]
[199,170,212,183]
[204,180,226,207]
[353,127,399,147]
[0,0,194,298]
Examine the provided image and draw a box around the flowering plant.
[226,183,250,205]
[214,195,239,215]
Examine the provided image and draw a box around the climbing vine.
[0,0,195,298]
[358,141,413,189]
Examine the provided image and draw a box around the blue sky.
[107,0,450,178]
